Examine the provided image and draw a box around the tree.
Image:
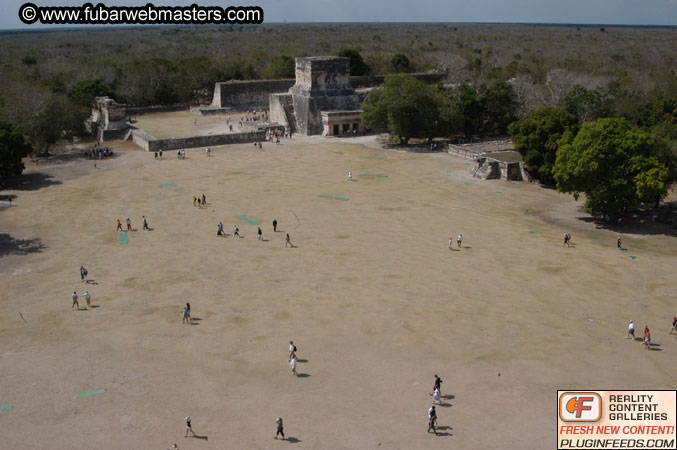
[264,55,295,79]
[451,83,484,140]
[508,107,576,184]
[559,85,612,124]
[0,122,33,185]
[24,95,88,155]
[391,53,410,73]
[553,118,671,214]
[362,74,458,145]
[68,79,116,106]
[482,80,518,134]
[337,49,370,76]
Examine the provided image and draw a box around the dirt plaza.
[0,135,675,449]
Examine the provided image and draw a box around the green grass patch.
[236,216,259,225]
[77,389,105,398]
[317,195,349,201]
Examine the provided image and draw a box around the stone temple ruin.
[88,56,447,150]
[270,56,363,136]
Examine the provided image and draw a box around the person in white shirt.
[457,234,463,248]
[626,320,635,339]
[348,170,352,181]
[448,237,453,250]
[288,341,296,361]
[290,356,298,376]
[84,291,91,307]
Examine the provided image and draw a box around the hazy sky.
[1,0,676,29]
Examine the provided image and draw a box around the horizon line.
[1,21,676,33]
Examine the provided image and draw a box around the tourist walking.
[433,387,441,405]
[290,355,298,376]
[626,320,635,339]
[273,219,278,232]
[285,233,292,248]
[116,219,122,231]
[258,227,263,241]
[80,265,88,283]
[288,341,297,361]
[427,406,437,435]
[457,234,463,248]
[617,236,622,250]
[143,215,149,230]
[182,306,190,324]
[126,218,132,231]
[275,417,285,440]
[84,290,91,307]
[72,291,79,310]
[185,416,196,437]
[643,326,651,349]
[348,170,352,181]
[233,226,240,238]
[563,233,571,247]
[670,317,677,335]
[217,222,225,236]
[433,374,442,396]
[448,237,453,250]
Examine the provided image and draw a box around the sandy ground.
[134,111,264,139]
[0,135,676,450]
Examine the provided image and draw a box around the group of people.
[266,129,292,143]
[84,145,114,160]
[153,150,164,159]
[193,194,207,207]
[448,234,463,250]
[177,150,187,159]
[71,290,91,310]
[116,217,149,231]
[427,374,443,435]
[215,219,293,247]
[72,266,93,310]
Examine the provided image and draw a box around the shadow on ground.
[4,172,62,191]
[0,234,46,257]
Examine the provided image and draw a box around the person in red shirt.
[643,326,651,349]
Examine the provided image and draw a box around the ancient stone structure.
[471,157,530,181]
[88,96,129,141]
[269,56,362,136]
[321,111,363,136]
[211,79,295,111]
[207,72,447,115]
[130,128,267,152]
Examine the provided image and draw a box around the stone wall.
[211,79,295,109]
[132,130,266,152]
[126,105,187,115]
[269,93,296,131]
